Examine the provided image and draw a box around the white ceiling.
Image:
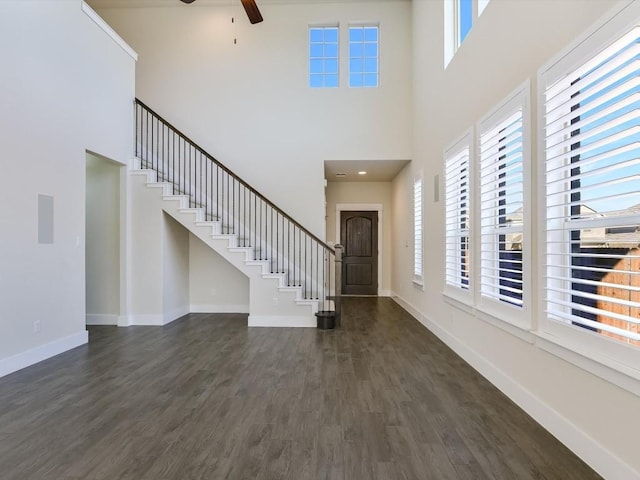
[324,159,410,183]
[87,0,409,8]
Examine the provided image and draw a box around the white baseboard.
[379,289,391,297]
[162,305,189,325]
[190,304,250,314]
[86,314,118,326]
[0,331,88,378]
[391,294,639,480]
[127,314,163,326]
[125,306,189,326]
[248,315,316,328]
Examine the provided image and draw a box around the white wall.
[162,213,190,322]
[93,1,412,237]
[128,174,164,323]
[189,233,249,313]
[392,0,640,477]
[0,0,135,376]
[86,153,121,325]
[325,181,392,296]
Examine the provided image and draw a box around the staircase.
[132,99,340,327]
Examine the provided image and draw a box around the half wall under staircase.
[131,99,340,327]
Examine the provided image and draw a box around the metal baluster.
[288,221,291,286]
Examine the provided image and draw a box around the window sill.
[442,291,534,344]
[442,290,474,315]
[475,306,534,344]
[412,279,424,291]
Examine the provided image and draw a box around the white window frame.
[537,0,640,392]
[477,82,531,329]
[308,24,339,89]
[348,23,380,88]
[413,173,424,286]
[443,130,473,304]
[478,0,490,16]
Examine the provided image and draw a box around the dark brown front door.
[341,211,378,295]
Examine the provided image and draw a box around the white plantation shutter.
[414,176,423,281]
[479,107,524,307]
[445,141,471,291]
[543,25,640,345]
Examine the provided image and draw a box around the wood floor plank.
[0,298,602,479]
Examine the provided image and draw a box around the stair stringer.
[130,169,318,327]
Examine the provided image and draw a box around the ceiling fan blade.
[240,0,263,24]
[179,0,263,25]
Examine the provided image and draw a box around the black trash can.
[315,311,336,330]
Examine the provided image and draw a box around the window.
[479,89,526,310]
[542,18,640,355]
[444,0,488,67]
[349,25,379,88]
[444,135,471,295]
[414,175,423,283]
[309,26,339,88]
[457,0,473,46]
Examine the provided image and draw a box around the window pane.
[310,44,323,58]
[325,74,338,88]
[364,58,377,73]
[350,58,363,73]
[350,27,363,42]
[310,74,323,88]
[350,74,363,87]
[309,28,323,43]
[458,0,473,44]
[364,74,378,87]
[324,43,338,58]
[324,59,338,74]
[364,43,378,57]
[310,59,323,74]
[324,27,338,43]
[364,27,378,42]
[350,43,363,58]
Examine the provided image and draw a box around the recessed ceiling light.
[336,172,347,177]
[358,171,367,175]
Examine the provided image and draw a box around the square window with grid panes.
[349,25,379,88]
[309,26,339,88]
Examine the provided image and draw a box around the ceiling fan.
[180,0,263,24]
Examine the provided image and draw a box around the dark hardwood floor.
[0,297,601,479]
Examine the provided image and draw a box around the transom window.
[457,0,473,46]
[309,26,339,88]
[444,0,490,67]
[349,25,379,88]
